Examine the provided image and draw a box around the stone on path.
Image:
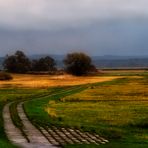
[40,126,109,146]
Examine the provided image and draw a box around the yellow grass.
[63,76,148,102]
[0,74,120,88]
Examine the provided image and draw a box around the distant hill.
[92,55,148,68]
[93,55,148,60]
[93,58,148,69]
[0,55,148,70]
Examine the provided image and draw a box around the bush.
[0,72,13,80]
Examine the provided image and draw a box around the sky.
[0,0,148,56]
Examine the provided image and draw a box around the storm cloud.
[0,0,148,30]
[0,0,148,56]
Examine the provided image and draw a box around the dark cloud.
[0,19,148,56]
[0,0,148,30]
[0,1,148,56]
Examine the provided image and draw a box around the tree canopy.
[64,52,96,76]
[31,56,56,72]
[3,50,31,73]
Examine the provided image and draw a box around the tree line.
[3,50,97,76]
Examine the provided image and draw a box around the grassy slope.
[24,75,148,148]
[24,86,87,126]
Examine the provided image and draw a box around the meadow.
[0,73,117,147]
[24,72,148,148]
[0,70,147,147]
[0,74,117,88]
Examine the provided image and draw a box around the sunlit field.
[0,74,119,88]
[43,76,148,147]
[23,72,148,148]
[0,71,148,147]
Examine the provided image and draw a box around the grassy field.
[0,71,148,147]
[24,73,148,147]
[0,73,116,147]
[0,74,118,88]
[102,69,148,76]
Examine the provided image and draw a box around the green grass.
[64,142,148,148]
[24,86,87,126]
[24,75,148,147]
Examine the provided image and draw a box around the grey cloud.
[0,0,148,56]
[0,20,148,56]
[0,0,148,30]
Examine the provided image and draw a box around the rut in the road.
[3,103,58,148]
[17,102,57,147]
[3,103,27,146]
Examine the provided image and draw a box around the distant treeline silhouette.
[3,50,97,76]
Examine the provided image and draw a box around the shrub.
[0,72,13,80]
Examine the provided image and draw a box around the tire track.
[3,103,27,147]
[17,102,57,148]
